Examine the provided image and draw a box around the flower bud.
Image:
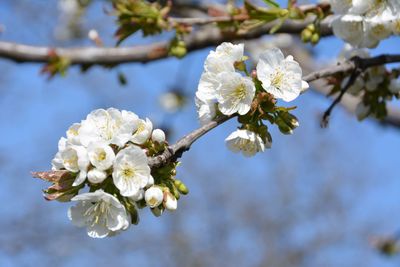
[306,24,316,32]
[275,118,293,135]
[169,40,187,59]
[163,192,178,211]
[145,186,163,208]
[234,61,247,72]
[279,9,289,17]
[280,112,299,129]
[151,206,164,217]
[301,29,312,42]
[310,33,320,45]
[152,129,166,144]
[174,179,189,195]
[88,29,99,41]
[87,169,107,184]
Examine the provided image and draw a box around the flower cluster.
[331,0,400,48]
[195,42,308,157]
[332,46,400,121]
[37,108,188,238]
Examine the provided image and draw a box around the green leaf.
[262,0,279,8]
[269,17,287,34]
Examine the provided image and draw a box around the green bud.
[174,179,189,195]
[234,61,247,72]
[279,9,289,17]
[311,33,320,45]
[151,206,164,217]
[169,40,187,59]
[301,29,312,43]
[276,118,293,135]
[280,112,299,129]
[306,24,316,32]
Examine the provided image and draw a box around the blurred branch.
[0,18,333,65]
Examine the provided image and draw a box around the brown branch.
[168,3,329,26]
[290,46,400,128]
[0,17,333,65]
[148,114,234,168]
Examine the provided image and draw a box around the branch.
[0,17,333,65]
[148,114,234,168]
[289,46,400,128]
[320,68,361,127]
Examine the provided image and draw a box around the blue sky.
[1,1,400,266]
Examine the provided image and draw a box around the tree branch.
[0,17,333,65]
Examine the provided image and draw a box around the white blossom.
[87,142,115,171]
[68,190,130,238]
[151,129,166,144]
[59,145,90,186]
[330,0,398,48]
[332,14,367,47]
[355,101,370,120]
[216,72,255,115]
[66,123,81,145]
[256,48,305,102]
[145,186,164,208]
[195,97,217,126]
[389,78,400,94]
[330,0,353,15]
[365,66,386,91]
[79,108,139,147]
[129,189,145,202]
[215,42,244,63]
[196,72,220,102]
[204,52,235,75]
[130,118,153,145]
[364,14,393,41]
[225,129,269,157]
[112,146,151,197]
[87,169,108,184]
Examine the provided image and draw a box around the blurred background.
[1,0,400,266]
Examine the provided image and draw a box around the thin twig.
[321,66,361,128]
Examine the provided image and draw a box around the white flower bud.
[88,29,99,41]
[163,192,177,211]
[87,169,108,184]
[151,129,166,143]
[145,186,163,208]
